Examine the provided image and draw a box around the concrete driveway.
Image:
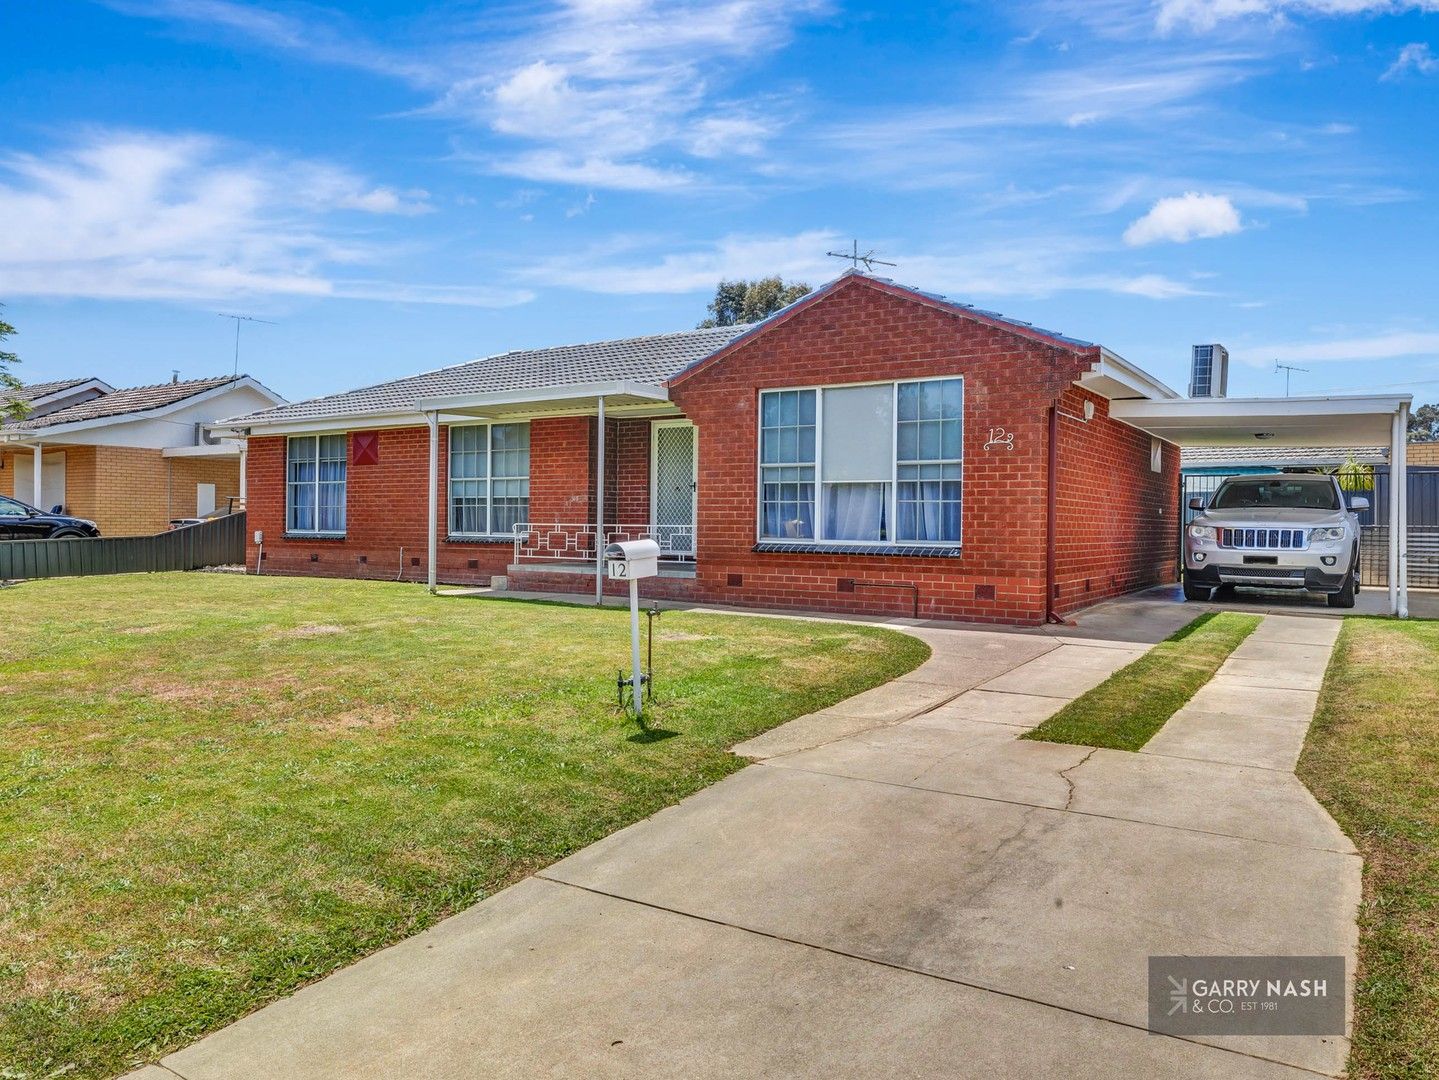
[129,604,1360,1080]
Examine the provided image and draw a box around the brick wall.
[1408,441,1439,467]
[235,277,1181,623]
[167,455,242,518]
[244,418,660,586]
[1053,386,1179,615]
[668,276,1097,624]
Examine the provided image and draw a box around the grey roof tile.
[1180,445,1389,469]
[3,376,243,431]
[227,326,747,426]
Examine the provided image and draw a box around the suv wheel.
[1183,576,1212,602]
[1328,572,1356,609]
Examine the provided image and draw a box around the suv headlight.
[1188,525,1216,541]
[1310,527,1346,542]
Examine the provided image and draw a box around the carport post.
[32,442,43,507]
[1398,401,1410,619]
[595,395,605,607]
[1390,408,1402,617]
[426,411,439,595]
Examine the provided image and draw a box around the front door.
[652,421,696,556]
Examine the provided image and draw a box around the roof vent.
[1189,344,1229,398]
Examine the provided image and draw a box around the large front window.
[449,422,530,536]
[287,434,347,534]
[758,377,963,546]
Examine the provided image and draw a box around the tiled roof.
[860,274,1095,349]
[1180,445,1389,469]
[3,376,244,431]
[227,326,748,426]
[7,377,97,405]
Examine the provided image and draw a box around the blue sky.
[3,0,1438,406]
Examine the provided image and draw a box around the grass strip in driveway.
[1299,616,1439,1080]
[1022,611,1261,751]
[0,573,928,1080]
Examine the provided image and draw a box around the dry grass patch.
[1300,617,1439,1080]
[0,573,927,1080]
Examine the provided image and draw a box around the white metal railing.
[512,522,695,564]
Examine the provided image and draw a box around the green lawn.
[1023,611,1261,751]
[0,573,927,1080]
[1300,617,1439,1080]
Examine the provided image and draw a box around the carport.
[1109,393,1414,617]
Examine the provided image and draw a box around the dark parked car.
[0,495,100,540]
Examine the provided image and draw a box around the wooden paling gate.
[0,512,247,581]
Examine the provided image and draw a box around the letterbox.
[604,538,660,581]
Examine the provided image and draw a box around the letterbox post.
[605,539,660,718]
[628,572,643,718]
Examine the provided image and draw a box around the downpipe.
[1045,404,1065,625]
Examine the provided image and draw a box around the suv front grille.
[1217,566,1305,580]
[1218,527,1307,550]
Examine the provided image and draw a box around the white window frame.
[1151,437,1163,473]
[755,375,963,548]
[447,421,531,538]
[286,433,347,536]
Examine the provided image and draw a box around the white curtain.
[825,483,886,541]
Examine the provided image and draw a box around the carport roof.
[1110,393,1412,448]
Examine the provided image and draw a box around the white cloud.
[457,1,824,188]
[523,230,841,293]
[1123,192,1243,245]
[521,229,1203,302]
[0,131,525,306]
[1235,330,1439,365]
[1157,0,1439,33]
[484,150,695,192]
[1383,42,1439,79]
[118,0,827,191]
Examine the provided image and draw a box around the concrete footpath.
[128,610,1360,1080]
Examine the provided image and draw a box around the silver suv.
[1184,474,1367,609]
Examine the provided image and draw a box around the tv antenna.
[826,240,896,273]
[218,313,276,375]
[1274,360,1309,397]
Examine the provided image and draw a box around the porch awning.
[415,380,670,420]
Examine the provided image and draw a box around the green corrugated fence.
[0,512,246,581]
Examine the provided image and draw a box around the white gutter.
[415,380,669,414]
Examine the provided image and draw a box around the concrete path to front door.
[128,612,1359,1080]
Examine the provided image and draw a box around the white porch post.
[426,411,439,594]
[595,395,606,606]
[238,444,248,507]
[1389,408,1402,616]
[1398,401,1410,619]
[32,442,43,508]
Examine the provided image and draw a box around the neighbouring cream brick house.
[1,375,285,536]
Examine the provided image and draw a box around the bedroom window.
[758,377,963,547]
[287,434,347,535]
[449,422,530,536]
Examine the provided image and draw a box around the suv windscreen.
[1210,478,1340,511]
[0,496,31,516]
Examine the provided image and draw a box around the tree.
[0,306,26,422]
[698,277,811,328]
[1409,402,1439,443]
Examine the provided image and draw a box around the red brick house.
[227,272,1181,625]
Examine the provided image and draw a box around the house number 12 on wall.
[984,427,1015,451]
